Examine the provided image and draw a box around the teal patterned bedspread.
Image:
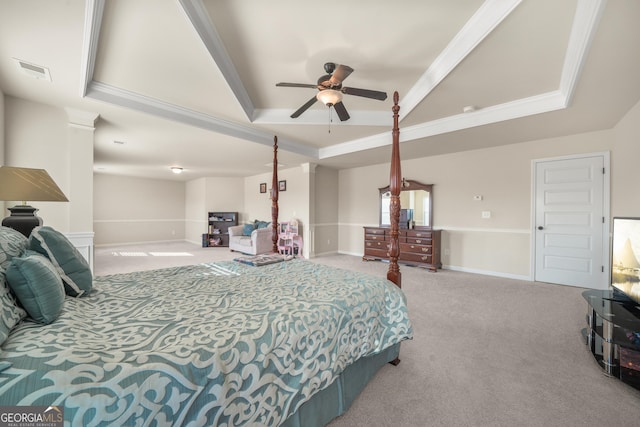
[0,259,412,426]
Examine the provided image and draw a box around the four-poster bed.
[0,93,410,426]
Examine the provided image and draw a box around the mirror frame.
[379,179,433,229]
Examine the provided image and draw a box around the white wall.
[93,174,185,245]
[336,115,640,279]
[612,98,640,216]
[8,93,640,276]
[185,178,207,244]
[242,164,313,257]
[0,87,4,166]
[1,88,4,216]
[4,96,75,231]
[314,166,339,256]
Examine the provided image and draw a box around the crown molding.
[252,108,392,126]
[559,0,607,105]
[79,0,104,98]
[319,91,566,159]
[399,0,523,119]
[86,81,317,158]
[178,0,255,120]
[80,0,605,160]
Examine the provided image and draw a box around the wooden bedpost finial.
[387,91,402,288]
[271,136,279,253]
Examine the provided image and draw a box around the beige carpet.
[94,241,640,426]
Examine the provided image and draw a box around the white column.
[65,108,99,270]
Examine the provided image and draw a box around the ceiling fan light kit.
[276,62,387,122]
[316,89,343,106]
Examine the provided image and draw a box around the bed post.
[387,92,402,289]
[271,136,279,253]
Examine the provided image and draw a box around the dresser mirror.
[379,179,433,229]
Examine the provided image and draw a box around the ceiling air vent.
[12,58,51,82]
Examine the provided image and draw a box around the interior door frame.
[530,151,611,287]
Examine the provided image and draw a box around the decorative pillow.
[256,221,270,229]
[29,226,92,297]
[243,223,256,236]
[1,269,27,346]
[5,251,65,325]
[0,226,29,271]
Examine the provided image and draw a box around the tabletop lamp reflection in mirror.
[0,166,69,237]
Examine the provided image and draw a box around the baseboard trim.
[442,264,532,281]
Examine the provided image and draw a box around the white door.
[534,155,608,289]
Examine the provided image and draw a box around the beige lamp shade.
[0,166,68,202]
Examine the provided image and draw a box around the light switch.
[482,211,491,219]
[473,195,483,201]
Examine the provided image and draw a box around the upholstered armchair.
[228,223,273,255]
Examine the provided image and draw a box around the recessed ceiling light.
[170,167,183,174]
[463,105,477,113]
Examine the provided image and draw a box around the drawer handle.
[421,256,430,261]
[415,233,423,237]
[422,248,429,252]
[410,245,415,249]
[366,242,371,247]
[416,239,422,244]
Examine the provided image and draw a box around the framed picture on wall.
[279,180,287,191]
[260,183,267,193]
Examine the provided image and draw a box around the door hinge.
[602,217,605,223]
[603,167,605,174]
[602,266,604,272]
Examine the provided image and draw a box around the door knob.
[537,226,544,230]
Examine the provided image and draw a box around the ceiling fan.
[276,62,387,121]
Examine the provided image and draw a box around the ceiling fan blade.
[290,96,318,118]
[333,101,350,122]
[329,64,354,86]
[276,82,318,89]
[342,87,387,101]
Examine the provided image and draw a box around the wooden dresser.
[363,227,442,271]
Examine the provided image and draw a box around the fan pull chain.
[328,106,333,133]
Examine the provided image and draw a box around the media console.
[582,289,640,390]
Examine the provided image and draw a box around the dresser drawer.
[400,242,432,255]
[406,236,432,245]
[405,230,433,239]
[364,227,441,271]
[364,228,385,235]
[365,240,389,250]
[366,233,387,241]
[400,252,433,264]
[365,248,389,258]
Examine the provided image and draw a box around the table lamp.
[0,166,69,237]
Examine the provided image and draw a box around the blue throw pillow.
[29,226,92,297]
[5,251,65,325]
[0,269,27,346]
[242,224,256,236]
[0,226,29,271]
[256,221,270,229]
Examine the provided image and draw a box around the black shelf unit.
[203,212,237,247]
[582,289,640,391]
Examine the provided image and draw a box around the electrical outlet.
[482,211,491,219]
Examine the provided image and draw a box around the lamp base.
[2,205,43,237]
